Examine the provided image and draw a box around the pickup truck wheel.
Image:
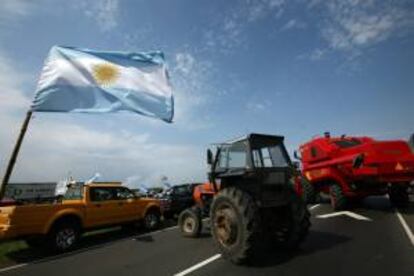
[178,207,202,238]
[48,221,80,252]
[144,210,161,230]
[330,184,347,210]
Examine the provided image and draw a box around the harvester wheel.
[178,207,202,238]
[302,177,316,204]
[388,185,409,207]
[210,187,261,264]
[330,184,347,210]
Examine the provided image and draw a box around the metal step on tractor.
[178,133,310,264]
[297,132,414,210]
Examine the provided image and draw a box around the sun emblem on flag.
[92,63,119,86]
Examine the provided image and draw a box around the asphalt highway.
[1,196,413,276]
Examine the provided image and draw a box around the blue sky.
[0,0,413,187]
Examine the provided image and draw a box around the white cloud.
[79,0,120,32]
[312,0,414,53]
[202,0,286,54]
[0,0,120,32]
[0,49,34,180]
[247,0,285,22]
[280,19,306,31]
[246,100,271,112]
[0,54,31,112]
[175,53,195,75]
[169,51,215,130]
[0,0,34,23]
[309,48,326,61]
[11,118,205,186]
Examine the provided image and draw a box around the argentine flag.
[32,46,174,123]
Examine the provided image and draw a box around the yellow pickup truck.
[0,183,161,252]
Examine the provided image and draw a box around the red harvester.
[298,132,414,210]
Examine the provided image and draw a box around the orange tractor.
[177,182,217,237]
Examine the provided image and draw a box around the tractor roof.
[214,133,285,146]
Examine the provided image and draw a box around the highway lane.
[194,197,414,276]
[1,197,413,276]
[0,226,217,276]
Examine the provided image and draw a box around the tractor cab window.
[218,141,247,169]
[252,149,262,167]
[252,145,288,168]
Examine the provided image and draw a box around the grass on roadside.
[0,240,28,266]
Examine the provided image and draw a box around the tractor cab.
[207,133,295,207]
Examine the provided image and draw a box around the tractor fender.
[43,209,84,234]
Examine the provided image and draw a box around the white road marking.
[316,211,372,221]
[394,209,414,247]
[0,263,28,273]
[0,224,179,274]
[309,204,321,210]
[174,254,222,276]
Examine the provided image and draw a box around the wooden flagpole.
[0,111,33,199]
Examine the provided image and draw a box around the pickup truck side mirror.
[207,149,213,165]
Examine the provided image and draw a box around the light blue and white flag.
[32,46,174,122]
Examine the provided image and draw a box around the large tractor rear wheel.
[330,184,347,210]
[210,187,262,264]
[388,184,409,207]
[272,191,310,249]
[178,207,202,238]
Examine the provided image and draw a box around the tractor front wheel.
[178,207,202,238]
